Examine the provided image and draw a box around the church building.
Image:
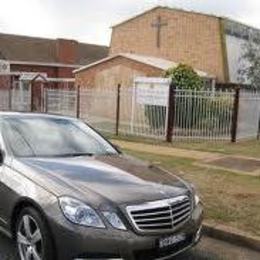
[75,6,260,88]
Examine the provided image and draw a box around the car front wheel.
[15,207,55,260]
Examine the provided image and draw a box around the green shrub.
[165,64,203,90]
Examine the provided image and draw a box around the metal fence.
[46,89,77,117]
[11,87,31,111]
[80,89,117,134]
[0,89,9,111]
[237,90,260,139]
[1,85,260,142]
[42,86,259,142]
[171,90,234,141]
[0,81,31,111]
[119,87,168,139]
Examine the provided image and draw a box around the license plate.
[159,234,186,249]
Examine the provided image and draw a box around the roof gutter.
[9,60,82,68]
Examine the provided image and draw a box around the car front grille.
[126,195,191,233]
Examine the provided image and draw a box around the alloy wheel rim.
[17,215,43,260]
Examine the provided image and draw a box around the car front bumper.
[48,203,203,260]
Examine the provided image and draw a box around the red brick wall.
[56,39,78,64]
[57,67,74,78]
[110,7,226,82]
[6,39,81,79]
[10,64,74,78]
[11,64,58,78]
[0,75,11,90]
[75,56,163,88]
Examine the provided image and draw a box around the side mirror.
[0,149,5,165]
[113,144,122,154]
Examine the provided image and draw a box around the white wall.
[225,35,249,84]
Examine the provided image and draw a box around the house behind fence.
[0,78,260,142]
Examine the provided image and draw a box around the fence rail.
[0,89,9,111]
[1,84,260,142]
[80,89,117,133]
[171,89,234,141]
[46,89,77,117]
[237,90,260,139]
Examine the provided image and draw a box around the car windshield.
[2,116,118,158]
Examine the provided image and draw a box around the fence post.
[44,86,48,113]
[166,81,176,142]
[115,83,121,136]
[257,116,260,140]
[8,76,13,111]
[76,85,80,118]
[231,87,240,143]
[40,82,45,112]
[30,82,34,112]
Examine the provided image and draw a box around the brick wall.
[75,56,163,89]
[0,75,11,90]
[10,64,75,78]
[57,67,75,78]
[56,39,78,64]
[110,7,226,82]
[6,39,82,79]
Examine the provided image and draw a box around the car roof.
[0,111,76,120]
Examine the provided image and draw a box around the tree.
[164,63,203,90]
[238,36,260,89]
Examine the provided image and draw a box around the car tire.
[15,207,55,260]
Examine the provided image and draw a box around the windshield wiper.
[57,152,94,157]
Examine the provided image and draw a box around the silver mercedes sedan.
[0,112,203,260]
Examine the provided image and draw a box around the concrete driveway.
[0,233,259,260]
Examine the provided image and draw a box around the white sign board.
[0,59,10,74]
[134,77,170,106]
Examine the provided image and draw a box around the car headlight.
[59,197,105,228]
[190,184,200,206]
[102,211,127,231]
[194,194,200,206]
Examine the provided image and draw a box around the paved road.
[0,233,259,260]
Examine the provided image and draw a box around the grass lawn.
[109,134,260,159]
[123,148,260,238]
[167,140,260,159]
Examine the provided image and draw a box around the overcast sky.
[0,0,259,46]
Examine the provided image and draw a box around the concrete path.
[112,140,260,176]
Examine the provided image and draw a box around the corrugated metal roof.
[123,53,178,71]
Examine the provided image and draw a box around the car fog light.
[195,226,202,242]
[103,212,127,231]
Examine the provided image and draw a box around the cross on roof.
[151,16,168,48]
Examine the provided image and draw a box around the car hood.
[14,154,190,207]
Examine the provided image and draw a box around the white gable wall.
[225,35,249,83]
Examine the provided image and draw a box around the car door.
[0,130,9,231]
[0,120,17,235]
[0,119,35,232]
